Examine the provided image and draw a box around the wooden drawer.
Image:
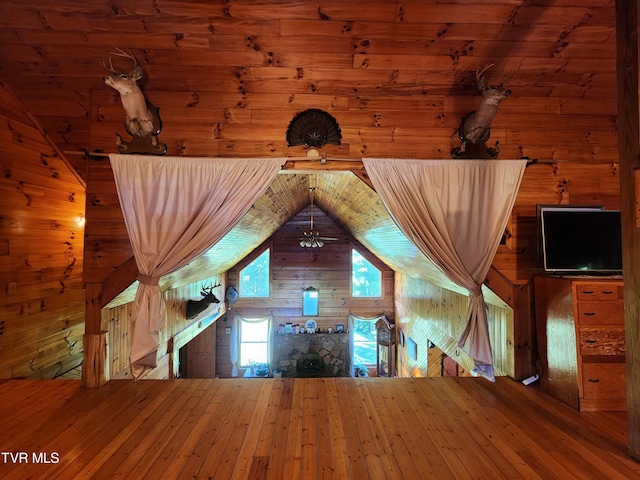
[574,283,623,301]
[581,362,627,400]
[576,300,624,325]
[579,327,625,356]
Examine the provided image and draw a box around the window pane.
[240,320,269,366]
[240,343,268,366]
[353,318,377,365]
[242,321,268,342]
[240,249,270,297]
[353,341,377,365]
[352,249,381,297]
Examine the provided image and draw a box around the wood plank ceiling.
[0,0,618,294]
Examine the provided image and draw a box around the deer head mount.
[186,283,222,320]
[102,48,167,155]
[451,64,511,159]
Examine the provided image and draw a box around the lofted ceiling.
[0,0,617,301]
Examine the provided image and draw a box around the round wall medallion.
[286,109,342,148]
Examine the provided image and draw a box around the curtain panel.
[362,158,526,381]
[110,155,284,379]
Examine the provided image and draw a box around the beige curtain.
[110,154,284,379]
[362,158,526,381]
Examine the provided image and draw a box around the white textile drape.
[348,313,386,377]
[362,159,526,381]
[110,155,284,380]
[230,314,274,377]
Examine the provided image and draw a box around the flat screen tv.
[538,205,622,274]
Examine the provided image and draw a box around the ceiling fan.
[299,187,338,248]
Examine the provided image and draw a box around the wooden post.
[82,282,110,387]
[82,260,138,387]
[82,332,109,387]
[616,0,640,460]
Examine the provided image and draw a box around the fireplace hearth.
[296,353,325,377]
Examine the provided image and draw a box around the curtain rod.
[64,150,110,157]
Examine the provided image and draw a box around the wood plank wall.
[493,162,620,282]
[216,207,394,378]
[1,0,623,384]
[102,276,225,379]
[74,1,622,384]
[0,79,86,379]
[394,273,515,379]
[83,158,131,285]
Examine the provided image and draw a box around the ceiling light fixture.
[300,187,324,248]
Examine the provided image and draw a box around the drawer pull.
[585,339,598,344]
[581,290,595,295]
[602,291,614,295]
[587,378,600,383]
[583,312,596,316]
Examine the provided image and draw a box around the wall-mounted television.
[538,205,622,274]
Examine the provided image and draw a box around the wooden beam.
[616,0,640,460]
[101,257,138,307]
[282,159,364,171]
[350,168,375,190]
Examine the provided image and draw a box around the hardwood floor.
[0,377,637,479]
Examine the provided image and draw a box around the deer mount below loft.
[102,48,167,155]
[186,283,221,320]
[451,65,511,159]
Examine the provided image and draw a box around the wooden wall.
[102,275,225,379]
[394,273,515,379]
[84,158,131,285]
[493,163,621,283]
[0,78,86,379]
[215,207,394,378]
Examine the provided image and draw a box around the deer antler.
[201,283,222,295]
[102,48,139,72]
[476,63,495,83]
[101,57,118,73]
[111,47,138,64]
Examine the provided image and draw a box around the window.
[240,318,269,366]
[352,316,378,365]
[239,248,270,297]
[352,249,381,297]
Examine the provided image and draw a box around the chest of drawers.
[534,276,626,411]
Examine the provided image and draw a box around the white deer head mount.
[102,48,167,155]
[451,64,511,159]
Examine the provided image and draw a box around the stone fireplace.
[272,332,350,377]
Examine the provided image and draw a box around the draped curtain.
[110,154,284,380]
[230,314,274,377]
[362,159,526,381]
[347,313,386,377]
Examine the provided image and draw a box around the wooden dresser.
[534,276,626,411]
